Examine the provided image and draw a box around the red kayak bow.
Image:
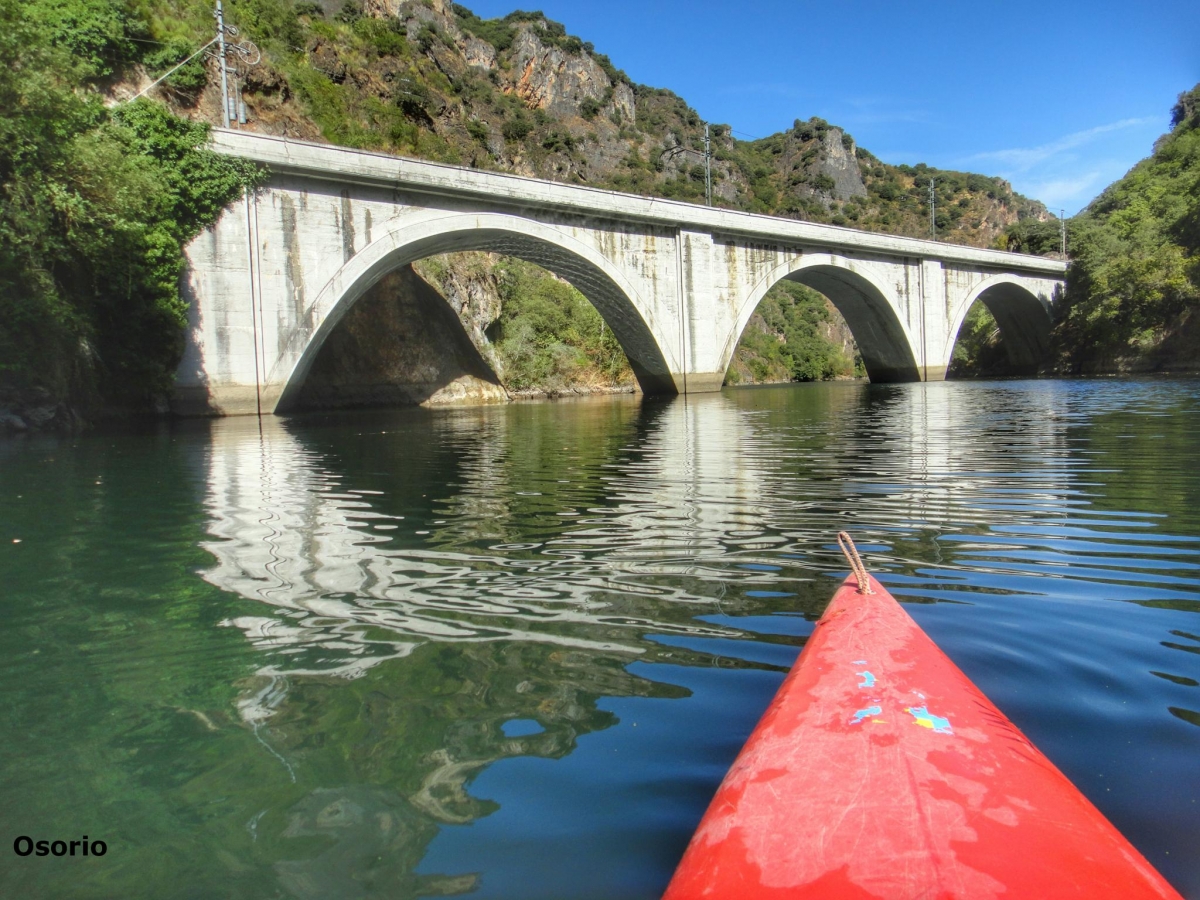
[664,534,1183,900]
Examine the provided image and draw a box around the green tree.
[1003,217,1064,256]
[727,281,859,384]
[0,0,262,413]
[1054,83,1200,367]
[489,259,632,391]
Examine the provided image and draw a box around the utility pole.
[215,0,230,127]
[212,1,259,129]
[703,123,712,207]
[1060,209,1067,258]
[929,177,936,240]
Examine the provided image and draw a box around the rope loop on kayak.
[837,531,874,594]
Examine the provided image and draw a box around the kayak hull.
[664,574,1183,900]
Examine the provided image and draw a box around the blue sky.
[460,0,1198,215]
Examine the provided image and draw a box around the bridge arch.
[723,253,920,383]
[272,212,676,412]
[945,274,1053,376]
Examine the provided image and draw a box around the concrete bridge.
[176,130,1066,415]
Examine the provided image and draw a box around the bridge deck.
[208,129,1065,278]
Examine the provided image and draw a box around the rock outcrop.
[819,128,867,200]
[149,1,1045,248]
[510,28,631,125]
[296,266,508,410]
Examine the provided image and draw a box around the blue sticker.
[852,705,882,725]
[906,706,952,734]
[501,718,545,737]
[857,670,876,689]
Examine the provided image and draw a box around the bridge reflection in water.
[194,384,1084,898]
[200,399,774,680]
[197,395,790,898]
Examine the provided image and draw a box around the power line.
[127,0,258,123]
[216,0,229,127]
[659,124,712,206]
[213,0,259,128]
[129,37,218,101]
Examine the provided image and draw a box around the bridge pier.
[669,373,727,395]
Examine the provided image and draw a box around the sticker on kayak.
[906,705,953,734]
[851,705,883,725]
[857,670,876,689]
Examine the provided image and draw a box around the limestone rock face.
[360,0,402,19]
[819,128,867,200]
[511,28,614,121]
[365,0,451,24]
[297,266,507,409]
[612,82,635,124]
[462,36,496,70]
[151,0,1045,251]
[413,255,505,377]
[579,132,637,182]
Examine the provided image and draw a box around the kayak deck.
[664,571,1183,899]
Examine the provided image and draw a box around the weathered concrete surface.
[176,130,1065,416]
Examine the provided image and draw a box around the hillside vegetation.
[1054,85,1200,372]
[2,0,1060,422]
[951,85,1200,378]
[139,0,1051,396]
[0,0,260,425]
[129,0,1045,243]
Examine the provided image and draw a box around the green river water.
[1,380,1198,898]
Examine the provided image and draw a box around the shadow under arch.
[724,253,921,384]
[274,214,676,412]
[946,274,1054,376]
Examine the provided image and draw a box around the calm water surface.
[1,380,1198,898]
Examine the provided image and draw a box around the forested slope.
[1054,84,1200,373]
[951,85,1200,378]
[126,0,1045,241]
[0,0,259,427]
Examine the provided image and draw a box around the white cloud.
[959,117,1165,214]
[1017,173,1106,211]
[966,118,1158,173]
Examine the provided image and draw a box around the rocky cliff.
[297,265,508,409]
[134,1,1047,245]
